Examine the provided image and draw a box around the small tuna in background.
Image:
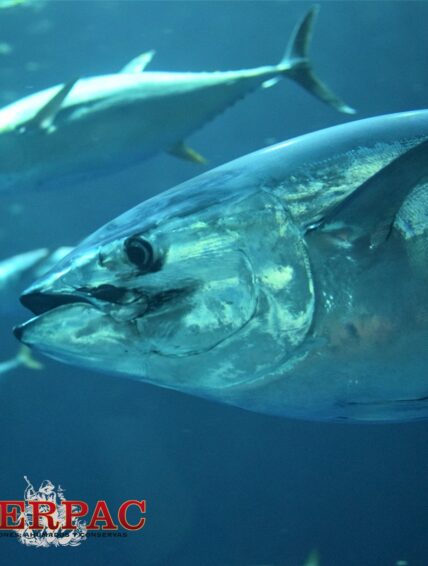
[0,7,354,194]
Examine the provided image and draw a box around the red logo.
[0,476,146,547]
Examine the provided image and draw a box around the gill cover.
[144,189,314,393]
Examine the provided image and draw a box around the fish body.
[0,7,353,193]
[15,110,428,423]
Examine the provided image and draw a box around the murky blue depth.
[0,2,427,565]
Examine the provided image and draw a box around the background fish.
[0,7,354,193]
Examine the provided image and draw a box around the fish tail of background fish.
[276,6,356,115]
[0,345,42,376]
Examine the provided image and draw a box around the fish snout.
[15,287,96,346]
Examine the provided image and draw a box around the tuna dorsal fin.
[168,142,207,165]
[317,138,428,249]
[25,78,78,133]
[120,50,155,73]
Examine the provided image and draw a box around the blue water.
[0,1,427,564]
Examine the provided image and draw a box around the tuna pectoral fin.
[120,50,156,73]
[280,6,355,115]
[318,138,428,248]
[25,78,78,133]
[168,142,207,164]
[17,345,43,370]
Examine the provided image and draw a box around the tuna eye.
[124,236,160,273]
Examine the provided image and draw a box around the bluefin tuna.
[0,7,354,193]
[14,110,428,422]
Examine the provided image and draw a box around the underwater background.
[0,1,427,564]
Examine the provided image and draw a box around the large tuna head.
[15,172,314,398]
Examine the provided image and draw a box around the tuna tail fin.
[280,6,355,115]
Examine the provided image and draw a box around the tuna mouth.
[19,285,195,317]
[20,291,93,316]
[13,284,195,346]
